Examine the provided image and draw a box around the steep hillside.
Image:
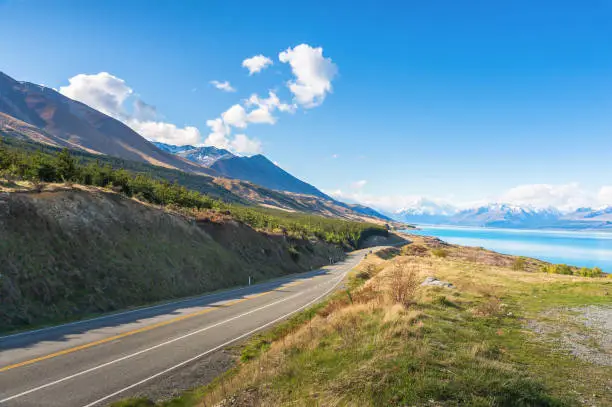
[0,71,208,173]
[154,141,330,200]
[0,187,347,332]
[210,154,330,199]
[346,204,392,221]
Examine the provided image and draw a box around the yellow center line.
[244,292,272,299]
[0,307,215,373]
[277,281,304,289]
[0,279,309,373]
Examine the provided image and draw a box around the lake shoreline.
[401,225,612,272]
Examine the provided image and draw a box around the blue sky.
[1,0,611,211]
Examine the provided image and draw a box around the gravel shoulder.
[527,305,612,367]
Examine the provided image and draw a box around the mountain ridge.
[394,201,612,230]
[0,71,210,174]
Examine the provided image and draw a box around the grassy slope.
[0,186,346,332]
[126,235,612,407]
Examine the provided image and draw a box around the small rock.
[421,276,455,289]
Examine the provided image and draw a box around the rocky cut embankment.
[0,187,344,332]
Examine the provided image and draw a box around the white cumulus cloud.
[59,72,203,146]
[221,104,248,128]
[247,91,295,113]
[231,134,262,155]
[203,117,262,155]
[499,183,589,211]
[59,72,132,119]
[246,107,276,125]
[210,80,236,92]
[278,44,337,108]
[242,54,273,75]
[598,186,612,206]
[128,120,201,146]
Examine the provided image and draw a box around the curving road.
[0,248,374,406]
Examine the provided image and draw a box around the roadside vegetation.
[118,236,612,407]
[0,138,387,249]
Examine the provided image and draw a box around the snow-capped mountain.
[153,142,234,166]
[448,204,562,228]
[553,206,612,230]
[395,199,458,224]
[392,201,612,230]
[568,206,612,221]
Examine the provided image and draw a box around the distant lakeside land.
[404,224,612,273]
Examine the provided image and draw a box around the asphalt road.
[0,248,374,407]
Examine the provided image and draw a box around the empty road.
[0,248,374,406]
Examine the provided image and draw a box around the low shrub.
[431,248,448,258]
[512,256,527,271]
[540,263,603,278]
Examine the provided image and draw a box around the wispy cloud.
[351,180,367,189]
[210,80,236,92]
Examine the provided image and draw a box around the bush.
[540,263,603,278]
[541,264,572,275]
[431,248,448,258]
[576,266,604,278]
[512,257,527,271]
[388,261,418,308]
[401,244,429,257]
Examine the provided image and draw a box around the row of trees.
[540,263,604,278]
[0,146,216,210]
[225,206,386,248]
[0,141,387,248]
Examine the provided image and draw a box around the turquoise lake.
[403,225,612,272]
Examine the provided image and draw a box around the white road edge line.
[82,271,347,407]
[0,268,346,405]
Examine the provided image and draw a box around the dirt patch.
[115,351,237,403]
[526,305,612,366]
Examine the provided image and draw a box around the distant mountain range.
[0,71,391,224]
[154,142,331,200]
[154,142,392,221]
[394,202,612,231]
